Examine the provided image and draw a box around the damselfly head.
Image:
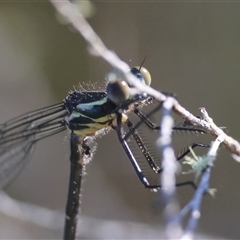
[130,66,151,86]
[106,66,151,104]
[106,73,131,104]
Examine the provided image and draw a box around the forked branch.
[50,0,240,162]
[49,1,240,240]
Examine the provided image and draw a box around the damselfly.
[0,66,208,239]
[0,66,206,188]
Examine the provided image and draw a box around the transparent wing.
[0,103,67,188]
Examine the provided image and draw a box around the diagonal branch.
[49,0,240,162]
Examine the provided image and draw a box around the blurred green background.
[0,1,240,239]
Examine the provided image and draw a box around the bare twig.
[199,107,240,161]
[49,0,240,161]
[48,1,240,240]
[158,97,183,239]
[176,134,225,240]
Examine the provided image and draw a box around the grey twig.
[49,0,240,162]
[176,134,225,240]
[158,97,183,239]
[48,1,240,239]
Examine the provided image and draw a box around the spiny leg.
[114,113,198,190]
[126,119,161,174]
[132,106,210,162]
[112,113,153,188]
[126,118,199,190]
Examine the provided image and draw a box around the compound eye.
[106,72,130,104]
[131,66,151,86]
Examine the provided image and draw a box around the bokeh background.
[0,1,239,239]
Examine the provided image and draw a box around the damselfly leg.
[112,95,210,190]
[133,103,210,161]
